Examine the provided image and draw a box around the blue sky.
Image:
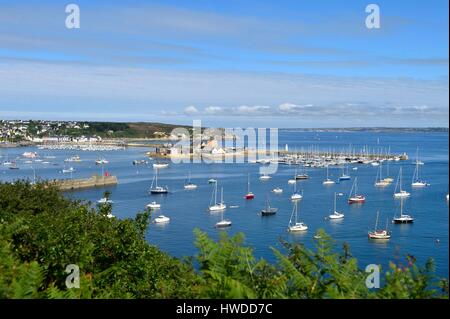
[0,0,448,127]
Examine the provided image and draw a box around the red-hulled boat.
[244,174,255,200]
[348,195,365,204]
[347,177,365,204]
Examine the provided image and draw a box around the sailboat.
[348,177,365,203]
[374,162,390,187]
[288,170,297,184]
[153,162,169,169]
[208,183,226,212]
[259,172,271,180]
[382,160,394,184]
[154,215,170,223]
[393,167,410,198]
[290,182,303,201]
[287,200,308,232]
[215,201,232,228]
[65,155,81,162]
[411,148,428,187]
[184,171,198,190]
[62,166,75,174]
[322,165,335,185]
[368,211,391,239]
[338,166,351,181]
[295,166,309,180]
[95,158,109,165]
[9,162,19,169]
[146,201,161,209]
[329,192,344,219]
[98,197,114,204]
[414,147,424,165]
[261,195,277,216]
[392,197,414,223]
[244,174,255,199]
[149,169,169,194]
[272,187,283,194]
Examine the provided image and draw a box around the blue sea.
[1,130,448,278]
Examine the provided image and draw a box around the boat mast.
[394,168,400,193]
[334,192,337,212]
[215,182,218,205]
[399,167,403,192]
[374,211,379,231]
[294,201,298,224]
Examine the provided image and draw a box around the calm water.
[1,131,448,278]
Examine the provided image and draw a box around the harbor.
[0,129,448,279]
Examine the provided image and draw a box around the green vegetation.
[44,121,192,139]
[0,181,448,299]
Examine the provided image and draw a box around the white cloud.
[204,106,224,115]
[184,105,199,115]
[0,61,447,126]
[277,103,315,114]
[232,105,271,115]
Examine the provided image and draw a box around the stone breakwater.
[52,175,118,190]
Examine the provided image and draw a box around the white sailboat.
[62,166,75,174]
[392,197,414,223]
[322,165,335,185]
[259,173,271,180]
[329,192,344,219]
[184,171,198,190]
[65,155,82,162]
[287,200,308,232]
[414,147,424,165]
[411,148,428,187]
[290,182,303,201]
[382,160,394,184]
[95,158,109,165]
[154,215,170,223]
[272,187,283,194]
[98,197,114,204]
[368,211,391,239]
[288,177,296,185]
[374,162,390,187]
[149,169,169,194]
[393,167,410,198]
[146,201,161,209]
[209,183,226,212]
[215,204,232,228]
[153,162,169,169]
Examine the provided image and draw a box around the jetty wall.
[53,175,118,190]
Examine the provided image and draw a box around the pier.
[52,174,118,191]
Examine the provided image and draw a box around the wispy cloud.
[183,105,199,115]
[180,102,448,119]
